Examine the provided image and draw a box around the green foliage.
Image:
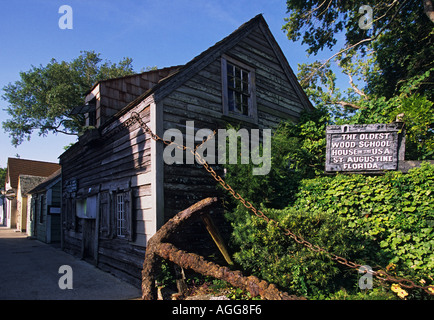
[327,287,397,300]
[395,94,434,160]
[0,167,6,189]
[155,260,176,288]
[223,108,328,211]
[366,7,434,100]
[1,51,135,146]
[341,91,434,160]
[229,207,371,298]
[226,163,434,299]
[285,1,434,162]
[283,0,434,100]
[295,163,434,276]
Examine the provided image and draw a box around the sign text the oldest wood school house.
[325,123,404,173]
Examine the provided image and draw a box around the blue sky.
[0,0,344,168]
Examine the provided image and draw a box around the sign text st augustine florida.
[325,123,404,173]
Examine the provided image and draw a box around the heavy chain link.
[123,112,434,296]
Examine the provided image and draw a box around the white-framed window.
[221,55,257,122]
[99,190,132,240]
[116,193,126,237]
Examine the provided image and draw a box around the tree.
[283,0,434,160]
[0,167,6,189]
[283,0,434,101]
[2,51,135,146]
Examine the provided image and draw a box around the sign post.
[325,123,404,173]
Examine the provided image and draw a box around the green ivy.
[226,163,434,299]
[294,163,434,275]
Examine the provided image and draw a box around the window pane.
[76,199,87,218]
[117,194,125,237]
[242,80,249,94]
[227,63,234,76]
[235,67,241,81]
[242,70,248,81]
[235,92,242,113]
[227,75,234,89]
[242,99,249,116]
[228,89,235,111]
[224,59,253,118]
[235,78,242,91]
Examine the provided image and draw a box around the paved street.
[0,227,141,300]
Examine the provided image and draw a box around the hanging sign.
[325,123,404,173]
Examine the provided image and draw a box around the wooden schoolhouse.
[59,14,314,286]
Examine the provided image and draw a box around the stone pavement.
[0,227,141,300]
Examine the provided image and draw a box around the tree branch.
[313,38,374,81]
[52,129,78,136]
[302,0,329,21]
[335,100,365,110]
[42,118,79,136]
[348,74,368,99]
[304,0,408,82]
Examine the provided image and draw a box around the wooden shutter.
[99,191,111,238]
[65,197,77,231]
[124,189,133,241]
[71,198,78,231]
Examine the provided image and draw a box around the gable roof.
[27,168,61,194]
[85,65,184,96]
[103,14,314,129]
[6,158,61,189]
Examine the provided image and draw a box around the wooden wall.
[35,194,47,242]
[60,105,152,287]
[88,67,180,127]
[49,180,62,243]
[159,23,308,255]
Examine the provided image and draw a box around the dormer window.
[221,55,257,123]
[86,97,97,127]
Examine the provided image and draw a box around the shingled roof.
[27,168,61,194]
[18,175,47,196]
[5,158,61,189]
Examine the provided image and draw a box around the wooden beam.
[201,212,233,265]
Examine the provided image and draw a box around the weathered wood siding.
[59,16,311,285]
[160,24,307,253]
[49,180,62,243]
[88,67,180,127]
[60,105,153,287]
[238,28,307,126]
[35,194,47,242]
